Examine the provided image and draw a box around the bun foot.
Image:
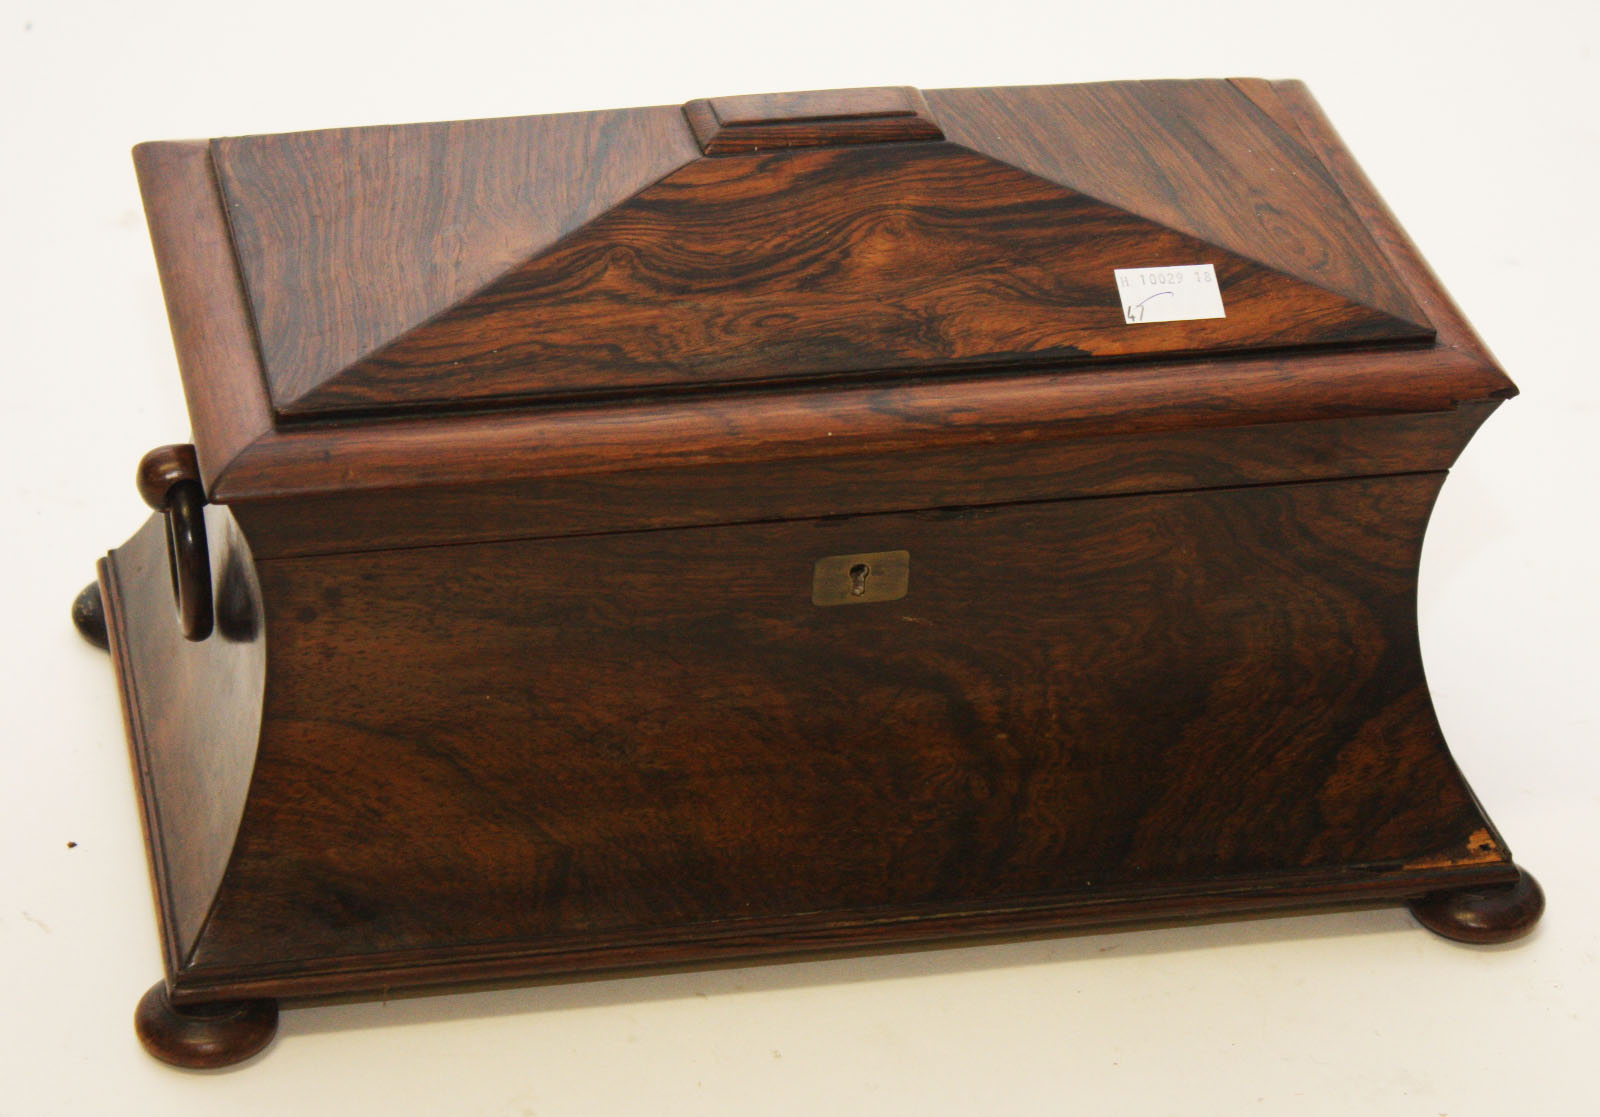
[134,982,278,1069]
[72,582,109,650]
[1409,866,1545,945]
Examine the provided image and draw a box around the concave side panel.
[102,506,267,971]
[187,474,1505,978]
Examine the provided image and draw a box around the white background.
[3,1,1596,1113]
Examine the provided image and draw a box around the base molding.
[166,859,1526,1005]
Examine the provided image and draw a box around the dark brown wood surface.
[926,80,1427,329]
[275,140,1426,418]
[101,506,265,971]
[133,982,277,1069]
[133,141,275,490]
[127,80,1514,520]
[1409,870,1546,944]
[134,443,201,510]
[211,105,699,417]
[99,77,1538,1033]
[208,347,1509,506]
[684,86,944,153]
[1267,80,1505,366]
[232,404,1498,560]
[137,472,1510,995]
[213,80,1437,420]
[173,863,1519,1005]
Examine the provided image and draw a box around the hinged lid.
[207,80,1435,421]
[132,79,1512,503]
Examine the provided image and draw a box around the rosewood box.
[77,79,1543,1067]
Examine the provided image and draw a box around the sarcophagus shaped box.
[79,79,1542,1067]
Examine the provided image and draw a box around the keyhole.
[848,562,871,596]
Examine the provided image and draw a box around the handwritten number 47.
[1126,290,1175,322]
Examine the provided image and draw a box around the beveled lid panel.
[925,79,1429,330]
[282,142,1432,417]
[204,81,1439,424]
[212,105,700,422]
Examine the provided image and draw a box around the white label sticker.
[1114,264,1226,324]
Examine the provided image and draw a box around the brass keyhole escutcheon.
[812,550,910,606]
[848,562,871,596]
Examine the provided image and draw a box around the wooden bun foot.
[1409,867,1545,945]
[134,982,278,1069]
[72,581,109,650]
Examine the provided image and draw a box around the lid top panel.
[209,80,1434,423]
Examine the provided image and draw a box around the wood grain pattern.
[281,140,1426,417]
[207,345,1509,505]
[684,87,944,153]
[100,79,1537,1023]
[175,864,1510,998]
[925,80,1428,329]
[132,142,274,489]
[207,79,1441,421]
[1267,80,1509,372]
[101,506,266,970]
[212,105,700,416]
[153,473,1509,988]
[125,80,1516,512]
[165,862,1518,1003]
[231,404,1499,560]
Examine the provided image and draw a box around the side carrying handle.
[683,86,944,155]
[137,444,212,641]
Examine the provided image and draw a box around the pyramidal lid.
[183,79,1434,423]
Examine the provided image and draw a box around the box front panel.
[190,473,1498,973]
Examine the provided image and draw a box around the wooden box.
[77,79,1542,1067]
